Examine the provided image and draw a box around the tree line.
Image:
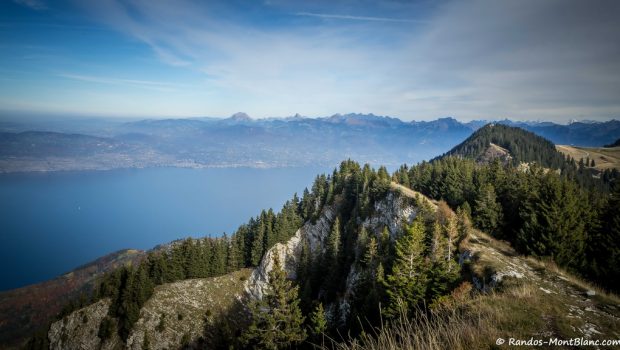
[393,156,620,292]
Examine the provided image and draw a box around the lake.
[0,166,328,291]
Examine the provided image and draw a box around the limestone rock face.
[48,299,121,350]
[245,203,340,299]
[362,190,418,238]
[244,189,420,316]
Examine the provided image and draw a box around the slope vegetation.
[47,269,251,350]
[0,249,144,349]
[332,230,620,350]
[439,123,566,168]
[556,145,620,171]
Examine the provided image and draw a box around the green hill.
[437,123,619,192]
[438,123,567,168]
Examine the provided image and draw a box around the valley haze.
[1,113,619,173]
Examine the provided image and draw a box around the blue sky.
[1,0,619,121]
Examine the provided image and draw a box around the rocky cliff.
[244,185,425,322]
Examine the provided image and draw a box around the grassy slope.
[556,145,620,171]
[46,268,252,350]
[331,230,620,350]
[126,268,252,349]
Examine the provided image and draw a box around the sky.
[0,0,619,122]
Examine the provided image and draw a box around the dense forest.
[26,125,620,349]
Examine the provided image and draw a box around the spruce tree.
[309,302,328,342]
[473,183,503,236]
[323,217,342,293]
[242,255,307,349]
[251,224,265,266]
[384,219,429,317]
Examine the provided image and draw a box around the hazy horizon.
[1,109,618,126]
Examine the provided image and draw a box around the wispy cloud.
[19,0,620,121]
[13,0,47,11]
[295,12,424,23]
[58,73,180,91]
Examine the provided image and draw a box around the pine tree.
[456,205,472,242]
[227,235,242,272]
[242,255,307,349]
[384,219,429,317]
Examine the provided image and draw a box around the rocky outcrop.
[48,269,251,350]
[126,269,250,350]
[48,299,122,350]
[245,203,340,299]
[477,142,513,164]
[361,189,420,239]
[244,186,423,324]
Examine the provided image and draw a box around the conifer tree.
[309,303,328,340]
[227,235,242,272]
[445,214,458,266]
[323,217,342,294]
[251,224,265,266]
[473,183,503,236]
[384,219,429,317]
[517,175,586,268]
[242,255,307,349]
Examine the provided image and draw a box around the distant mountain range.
[0,113,618,172]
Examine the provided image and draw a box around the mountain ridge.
[1,114,618,173]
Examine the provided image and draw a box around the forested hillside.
[439,124,564,167]
[23,126,620,350]
[395,159,619,292]
[438,123,619,191]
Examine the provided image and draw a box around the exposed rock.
[48,299,121,350]
[244,187,423,325]
[128,269,250,350]
[477,142,512,164]
[361,190,419,239]
[245,203,339,299]
[49,269,251,350]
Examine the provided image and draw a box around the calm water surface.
[0,166,327,291]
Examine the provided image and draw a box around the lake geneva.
[0,166,327,291]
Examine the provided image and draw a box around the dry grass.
[325,281,562,350]
[556,145,620,171]
[327,305,499,350]
[524,257,620,305]
[389,182,438,209]
[326,228,620,350]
